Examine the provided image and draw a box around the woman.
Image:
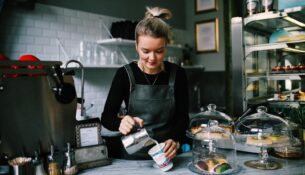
[101,7,189,160]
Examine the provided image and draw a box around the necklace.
[137,61,160,85]
[143,72,159,85]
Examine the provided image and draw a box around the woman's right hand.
[119,115,144,135]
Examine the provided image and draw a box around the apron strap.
[124,64,135,113]
[168,63,177,87]
[124,64,135,94]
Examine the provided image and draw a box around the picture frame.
[195,18,219,53]
[195,0,218,13]
[76,122,102,147]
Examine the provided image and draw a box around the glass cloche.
[189,104,234,133]
[235,106,294,170]
[186,104,239,175]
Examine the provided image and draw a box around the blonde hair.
[135,7,172,44]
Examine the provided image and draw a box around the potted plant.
[289,106,305,128]
[288,106,305,150]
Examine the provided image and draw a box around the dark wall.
[200,72,226,112]
[36,0,186,29]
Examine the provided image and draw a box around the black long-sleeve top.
[101,61,189,143]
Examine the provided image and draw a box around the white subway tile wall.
[0,3,187,118]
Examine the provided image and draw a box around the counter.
[79,152,305,175]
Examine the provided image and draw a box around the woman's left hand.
[163,139,178,160]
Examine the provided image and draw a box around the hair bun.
[145,7,172,20]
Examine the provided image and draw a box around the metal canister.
[121,128,154,155]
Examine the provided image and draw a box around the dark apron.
[122,63,177,159]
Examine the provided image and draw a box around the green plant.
[289,106,305,129]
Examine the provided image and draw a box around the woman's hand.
[163,139,179,160]
[119,115,144,135]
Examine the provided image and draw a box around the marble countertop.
[79,152,305,175]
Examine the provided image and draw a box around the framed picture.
[76,122,102,147]
[195,18,219,53]
[195,0,218,13]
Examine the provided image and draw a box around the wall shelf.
[97,38,184,49]
[244,6,305,34]
[69,64,204,69]
[245,39,305,56]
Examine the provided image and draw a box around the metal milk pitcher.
[121,128,155,155]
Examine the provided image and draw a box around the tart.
[268,134,289,144]
[191,126,204,134]
[246,136,272,146]
[195,132,228,140]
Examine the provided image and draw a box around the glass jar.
[261,0,274,12]
[246,0,260,16]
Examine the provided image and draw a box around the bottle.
[246,0,259,16]
[63,143,78,175]
[32,151,47,175]
[47,145,61,175]
[261,0,274,12]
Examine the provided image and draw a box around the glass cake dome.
[235,106,294,170]
[188,104,234,134]
[186,104,239,175]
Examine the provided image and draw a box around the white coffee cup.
[148,142,173,172]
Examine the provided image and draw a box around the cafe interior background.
[4,0,305,173]
[0,0,243,117]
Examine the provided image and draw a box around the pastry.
[195,158,231,173]
[219,125,233,133]
[213,163,232,173]
[271,66,284,72]
[246,136,272,146]
[284,65,294,72]
[191,126,203,134]
[268,134,289,144]
[195,160,208,171]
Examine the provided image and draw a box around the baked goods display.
[187,104,238,174]
[268,134,289,143]
[274,138,303,158]
[277,33,305,42]
[271,65,305,74]
[246,136,272,146]
[246,134,289,146]
[271,90,305,101]
[194,158,232,174]
[294,90,305,101]
[190,125,233,135]
[191,125,203,134]
[195,132,229,140]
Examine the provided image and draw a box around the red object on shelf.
[18,54,44,76]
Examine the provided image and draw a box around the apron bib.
[122,63,177,159]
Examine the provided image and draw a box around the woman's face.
[136,35,166,74]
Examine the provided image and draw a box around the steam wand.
[65,60,85,117]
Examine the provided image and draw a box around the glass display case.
[235,106,294,170]
[231,6,305,115]
[189,104,234,133]
[186,104,239,174]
